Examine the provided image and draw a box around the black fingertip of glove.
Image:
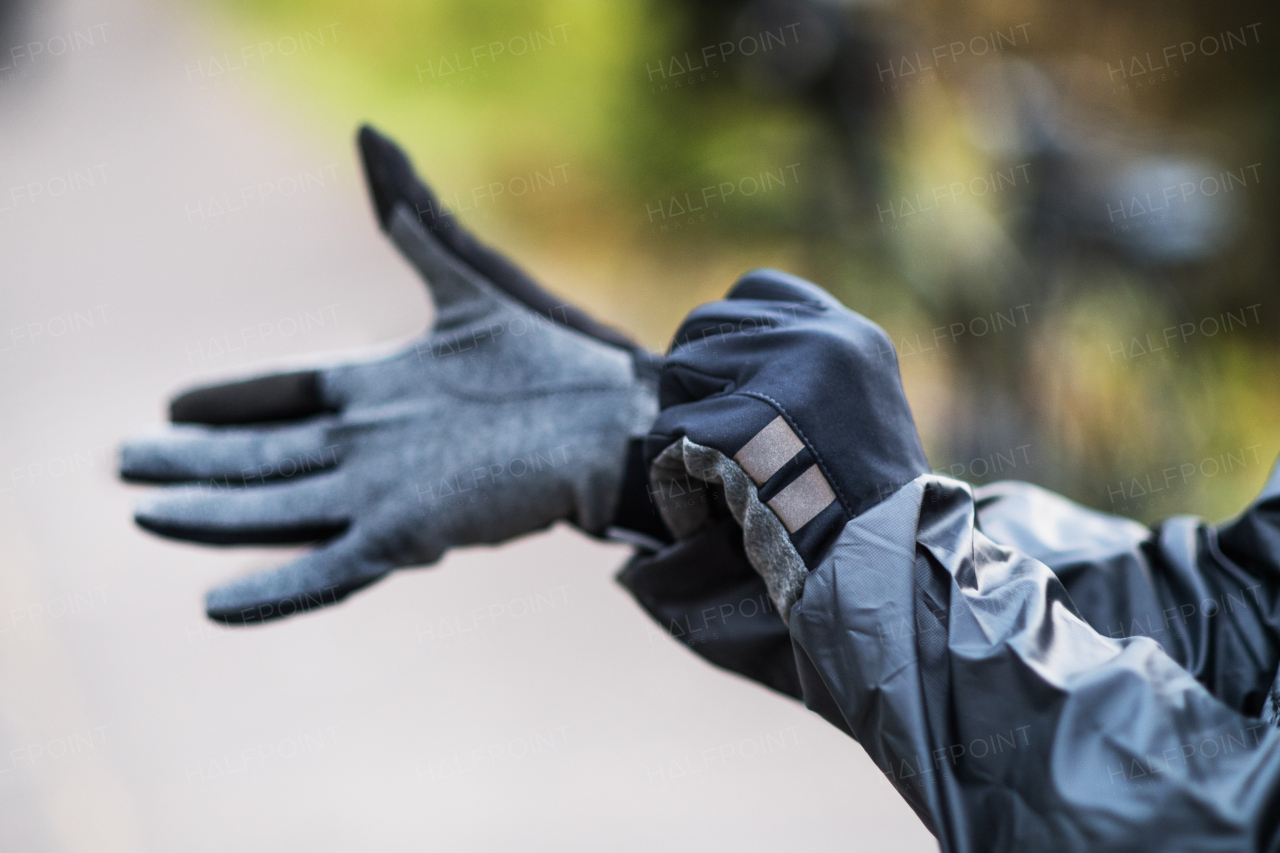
[357,124,418,230]
[170,371,336,425]
[205,581,371,626]
[133,515,350,546]
[356,124,648,358]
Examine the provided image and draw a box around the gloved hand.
[120,126,659,624]
[641,268,929,621]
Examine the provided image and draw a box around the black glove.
[641,267,929,621]
[619,268,927,701]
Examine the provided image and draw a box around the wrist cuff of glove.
[616,517,801,698]
[605,438,673,550]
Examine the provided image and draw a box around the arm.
[621,473,1280,723]
[638,269,1280,851]
[975,473,1280,719]
[792,472,1280,851]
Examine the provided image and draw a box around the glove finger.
[204,531,392,624]
[133,471,348,545]
[169,370,338,426]
[358,124,642,353]
[120,421,337,484]
[382,201,510,333]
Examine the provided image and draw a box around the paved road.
[0,0,935,849]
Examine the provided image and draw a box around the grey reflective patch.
[768,464,836,533]
[733,415,804,485]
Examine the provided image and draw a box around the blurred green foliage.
[203,0,1279,524]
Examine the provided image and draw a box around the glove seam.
[431,378,639,401]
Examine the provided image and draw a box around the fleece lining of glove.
[650,437,807,623]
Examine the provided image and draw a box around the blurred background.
[0,0,1277,849]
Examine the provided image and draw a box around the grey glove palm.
[121,126,657,623]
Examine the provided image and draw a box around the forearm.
[789,475,1280,851]
[975,464,1280,717]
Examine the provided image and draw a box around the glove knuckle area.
[666,295,892,383]
[726,268,838,308]
[668,300,804,359]
[724,270,892,353]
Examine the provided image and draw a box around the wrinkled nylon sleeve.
[974,472,1280,720]
[788,474,1280,852]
